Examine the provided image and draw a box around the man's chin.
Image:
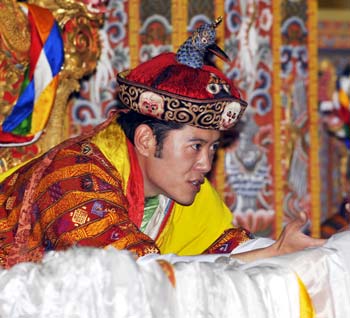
[165,190,197,206]
[174,196,196,206]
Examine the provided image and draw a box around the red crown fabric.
[125,53,242,100]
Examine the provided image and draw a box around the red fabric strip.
[28,11,43,79]
[27,4,54,43]
[0,130,35,143]
[126,139,145,227]
[155,200,175,241]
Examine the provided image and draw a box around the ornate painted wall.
[317,8,350,236]
[2,0,335,239]
[67,0,321,239]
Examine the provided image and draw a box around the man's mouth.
[190,179,204,192]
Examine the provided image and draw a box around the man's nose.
[196,152,212,173]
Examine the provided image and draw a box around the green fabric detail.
[141,196,160,232]
[344,124,350,137]
[12,68,32,135]
[13,114,32,135]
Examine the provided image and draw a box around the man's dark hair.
[117,110,185,158]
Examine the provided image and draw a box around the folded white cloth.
[0,232,349,318]
[0,248,175,318]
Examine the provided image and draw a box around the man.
[0,18,324,269]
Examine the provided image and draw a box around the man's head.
[117,110,185,158]
[115,18,248,204]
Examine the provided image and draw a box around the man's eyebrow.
[188,137,220,143]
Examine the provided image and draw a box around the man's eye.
[192,144,202,151]
[209,143,220,154]
[212,143,219,152]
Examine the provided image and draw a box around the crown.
[116,18,247,130]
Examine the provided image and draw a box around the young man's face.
[142,125,220,205]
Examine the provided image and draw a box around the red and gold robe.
[0,115,251,268]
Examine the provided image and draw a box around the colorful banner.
[0,4,64,146]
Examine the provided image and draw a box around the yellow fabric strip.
[171,0,188,52]
[91,119,130,194]
[215,0,225,71]
[129,0,140,68]
[339,90,350,106]
[0,154,41,182]
[272,0,284,237]
[297,275,315,318]
[0,163,24,183]
[214,147,226,199]
[31,76,59,134]
[307,0,321,237]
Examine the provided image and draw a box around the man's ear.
[134,124,156,157]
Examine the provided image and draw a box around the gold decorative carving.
[0,0,30,122]
[0,0,30,62]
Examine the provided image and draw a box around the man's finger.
[298,211,308,223]
[345,203,350,214]
[308,237,326,247]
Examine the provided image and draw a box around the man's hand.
[230,212,326,263]
[337,202,350,233]
[270,211,326,256]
